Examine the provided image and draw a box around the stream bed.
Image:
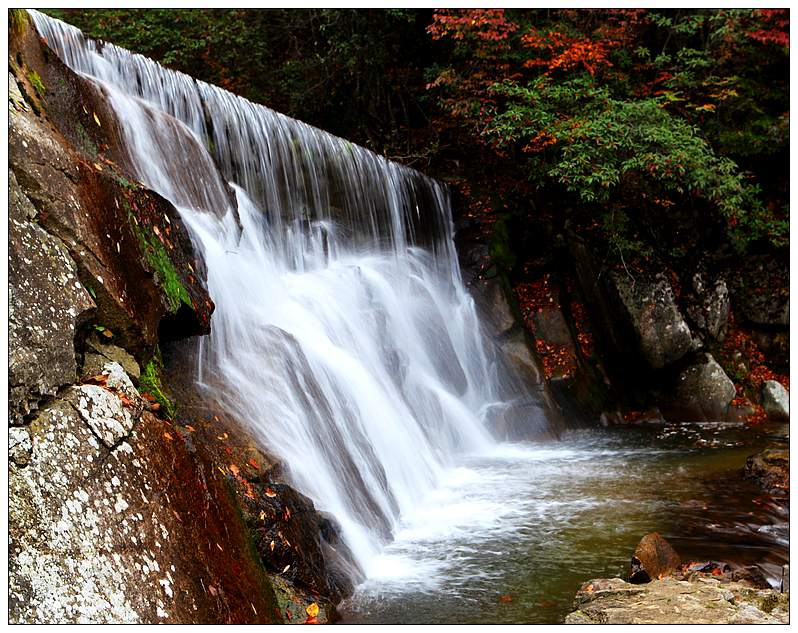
[340,422,788,624]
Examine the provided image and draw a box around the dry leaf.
[270,540,275,551]
[229,464,240,476]
[499,595,513,604]
[306,603,319,618]
[93,111,101,126]
[163,432,173,441]
[282,564,290,574]
[265,488,277,498]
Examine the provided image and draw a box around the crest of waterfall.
[31,11,551,576]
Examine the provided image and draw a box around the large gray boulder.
[668,353,736,421]
[761,380,789,421]
[611,272,693,370]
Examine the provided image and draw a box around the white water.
[31,11,551,579]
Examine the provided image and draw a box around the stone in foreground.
[565,577,788,624]
[629,532,681,584]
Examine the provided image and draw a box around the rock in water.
[745,448,789,495]
[761,380,789,421]
[630,533,681,583]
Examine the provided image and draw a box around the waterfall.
[31,11,551,578]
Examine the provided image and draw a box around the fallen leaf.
[118,394,133,408]
[282,564,290,574]
[248,458,260,469]
[499,595,513,603]
[270,540,275,551]
[102,329,114,339]
[216,543,223,551]
[93,112,101,126]
[265,488,277,498]
[150,403,161,412]
[306,603,320,618]
[585,584,594,593]
[93,162,103,171]
[163,432,173,441]
[185,425,196,432]
[304,616,318,624]
[229,464,240,476]
[711,568,723,576]
[208,584,217,597]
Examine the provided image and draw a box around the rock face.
[9,362,285,623]
[457,239,564,439]
[668,353,736,421]
[761,380,789,421]
[683,272,730,343]
[630,533,681,584]
[610,272,693,370]
[9,20,213,372]
[730,255,789,328]
[565,577,788,624]
[9,169,96,425]
[9,17,338,624]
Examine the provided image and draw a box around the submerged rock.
[630,533,681,584]
[565,576,788,624]
[744,447,789,495]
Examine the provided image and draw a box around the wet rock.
[610,272,693,370]
[630,533,681,583]
[668,353,736,421]
[745,447,789,495]
[9,169,95,425]
[565,577,788,624]
[761,380,789,421]
[9,26,213,365]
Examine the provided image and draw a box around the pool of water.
[339,423,788,624]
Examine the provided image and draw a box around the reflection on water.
[340,424,788,624]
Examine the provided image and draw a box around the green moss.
[74,121,98,160]
[9,9,29,35]
[131,218,192,312]
[488,216,516,274]
[27,70,45,98]
[139,347,177,420]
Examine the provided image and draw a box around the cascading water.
[30,11,552,583]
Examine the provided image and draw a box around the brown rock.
[630,532,681,583]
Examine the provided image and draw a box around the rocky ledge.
[565,576,788,624]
